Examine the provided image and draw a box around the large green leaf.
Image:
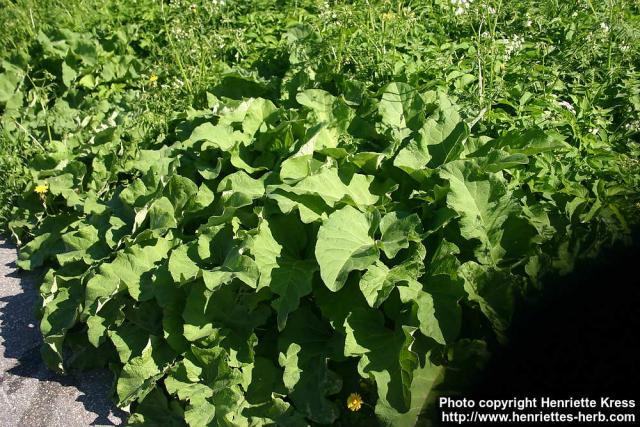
[374,337,443,427]
[344,308,418,413]
[84,237,171,312]
[116,338,175,406]
[278,307,342,424]
[269,167,378,209]
[40,278,84,371]
[248,218,316,330]
[497,128,570,156]
[392,91,468,175]
[393,137,433,178]
[127,387,186,426]
[182,281,269,365]
[398,276,465,345]
[315,206,379,291]
[148,196,178,233]
[17,215,76,270]
[359,241,427,309]
[168,243,200,284]
[440,161,517,265]
[379,211,423,259]
[189,123,238,151]
[297,89,353,133]
[359,261,395,308]
[459,261,524,342]
[56,224,109,266]
[378,82,425,142]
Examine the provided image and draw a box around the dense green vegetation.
[1,0,639,425]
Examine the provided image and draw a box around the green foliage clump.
[1,0,640,426]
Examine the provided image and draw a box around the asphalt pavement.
[0,238,125,426]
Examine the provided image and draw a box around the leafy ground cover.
[1,0,639,425]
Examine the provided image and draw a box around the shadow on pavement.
[0,239,127,426]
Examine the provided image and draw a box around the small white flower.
[525,19,532,27]
[558,100,576,114]
[504,35,524,60]
[452,0,471,12]
[600,22,609,33]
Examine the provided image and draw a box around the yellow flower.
[149,74,159,83]
[347,393,363,412]
[34,184,48,195]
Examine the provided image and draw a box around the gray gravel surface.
[0,239,126,426]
